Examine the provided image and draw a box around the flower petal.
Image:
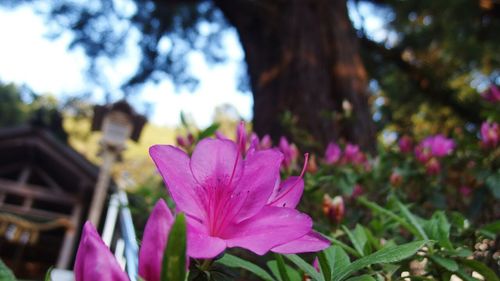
[149,145,205,219]
[139,200,174,281]
[74,222,128,281]
[187,218,227,258]
[267,176,303,209]
[233,149,283,222]
[223,206,312,255]
[190,138,243,188]
[271,231,330,254]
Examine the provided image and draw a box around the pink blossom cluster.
[482,84,500,103]
[324,142,367,166]
[480,121,499,149]
[414,135,455,175]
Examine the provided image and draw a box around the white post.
[101,193,120,246]
[87,147,117,227]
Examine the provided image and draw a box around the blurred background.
[0,0,498,280]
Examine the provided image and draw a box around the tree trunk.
[216,0,375,152]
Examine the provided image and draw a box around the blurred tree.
[2,0,498,150]
[0,82,29,127]
[0,0,376,151]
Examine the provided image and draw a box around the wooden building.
[0,126,100,279]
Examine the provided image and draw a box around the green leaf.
[345,275,376,281]
[197,123,220,139]
[285,254,324,281]
[485,173,500,198]
[459,259,500,281]
[218,254,275,281]
[343,225,369,256]
[429,255,458,272]
[424,211,453,250]
[267,260,302,281]
[161,213,187,281]
[393,199,429,241]
[332,240,426,281]
[454,268,481,281]
[357,197,418,239]
[478,220,500,239]
[318,245,350,281]
[44,267,53,281]
[274,254,291,281]
[0,259,16,281]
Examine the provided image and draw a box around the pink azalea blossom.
[480,121,499,148]
[324,142,341,164]
[74,223,129,281]
[482,84,500,103]
[75,200,174,281]
[342,143,366,165]
[150,138,328,258]
[398,135,413,153]
[279,136,299,169]
[250,133,273,151]
[415,135,455,162]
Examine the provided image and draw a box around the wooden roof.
[0,126,99,195]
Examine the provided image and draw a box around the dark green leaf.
[342,225,367,257]
[429,255,458,272]
[459,259,500,281]
[218,254,275,281]
[394,199,428,241]
[274,254,291,281]
[485,173,500,199]
[161,213,187,281]
[332,240,427,281]
[285,254,324,281]
[198,123,220,139]
[267,260,302,281]
[345,275,376,281]
[478,220,500,239]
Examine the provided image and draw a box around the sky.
[0,2,387,128]
[0,5,252,128]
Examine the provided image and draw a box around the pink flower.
[279,137,299,169]
[249,133,273,151]
[482,84,500,103]
[324,142,341,164]
[150,138,328,258]
[415,135,455,161]
[74,223,128,281]
[480,121,499,148]
[398,135,413,153]
[342,143,366,165]
[75,200,174,281]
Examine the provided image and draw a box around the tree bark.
[216,0,375,151]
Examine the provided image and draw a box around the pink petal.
[223,206,312,255]
[139,200,174,281]
[190,138,243,188]
[187,218,227,258]
[233,149,283,222]
[149,145,205,220]
[271,231,330,254]
[74,222,128,281]
[267,176,304,209]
